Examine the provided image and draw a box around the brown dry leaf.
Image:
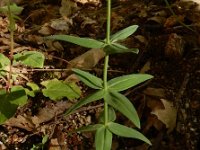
[143,115,164,133]
[5,101,72,131]
[48,138,62,150]
[53,127,68,150]
[0,37,19,52]
[181,0,200,10]
[80,17,97,29]
[143,87,165,98]
[67,48,105,70]
[59,0,79,18]
[38,18,72,35]
[151,99,177,133]
[31,101,72,127]
[164,15,185,28]
[74,0,101,6]
[66,48,104,83]
[13,46,34,53]
[147,97,164,111]
[0,141,7,150]
[140,60,151,73]
[165,33,184,60]
[0,17,9,34]
[5,115,35,131]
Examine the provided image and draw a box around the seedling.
[47,0,153,149]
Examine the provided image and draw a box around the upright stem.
[7,31,14,90]
[104,0,111,125]
[7,0,14,91]
[106,0,111,44]
[103,55,109,125]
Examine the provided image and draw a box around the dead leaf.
[74,0,101,6]
[143,87,165,98]
[59,0,79,18]
[164,15,185,28]
[151,99,177,133]
[48,138,62,150]
[165,33,184,60]
[0,141,6,150]
[67,48,105,70]
[4,101,72,131]
[140,60,151,73]
[143,115,164,133]
[5,115,35,131]
[31,101,72,127]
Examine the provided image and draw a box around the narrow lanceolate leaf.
[108,122,151,145]
[65,89,104,115]
[105,90,140,128]
[108,74,153,92]
[103,43,139,55]
[95,126,113,150]
[45,35,105,49]
[95,126,105,150]
[76,124,104,132]
[14,51,45,68]
[104,128,113,150]
[110,25,138,42]
[41,79,80,100]
[73,68,103,89]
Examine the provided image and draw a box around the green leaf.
[27,82,40,92]
[104,128,113,150]
[108,122,151,145]
[8,86,28,106]
[110,25,138,42]
[14,51,45,68]
[0,53,10,68]
[67,82,82,98]
[25,88,35,97]
[0,86,28,124]
[103,43,139,55]
[0,3,23,15]
[45,35,105,49]
[99,106,116,123]
[105,90,140,128]
[25,82,40,97]
[73,68,103,89]
[42,135,48,144]
[95,126,112,150]
[65,89,104,115]
[41,79,80,100]
[95,126,105,150]
[76,124,104,132]
[108,74,153,92]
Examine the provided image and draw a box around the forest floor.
[0,0,200,149]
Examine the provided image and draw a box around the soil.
[0,0,200,150]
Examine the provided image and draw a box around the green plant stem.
[103,55,109,125]
[106,0,111,44]
[7,30,14,90]
[104,0,111,125]
[7,0,14,91]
